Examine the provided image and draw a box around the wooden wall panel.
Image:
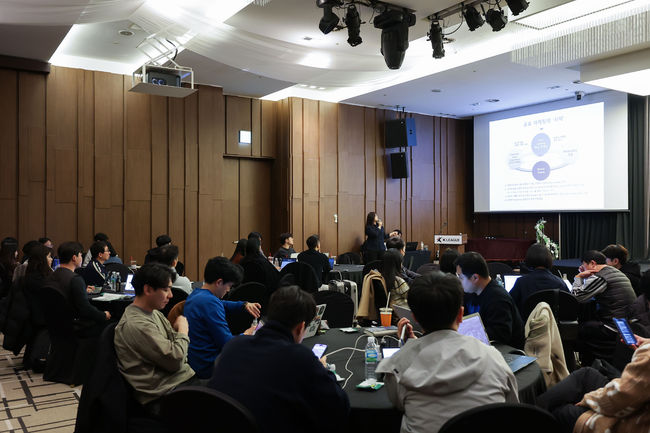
[289,98,304,248]
[261,100,277,158]
[226,96,251,156]
[0,69,18,241]
[303,99,319,243]
[239,160,272,253]
[318,102,338,256]
[221,158,239,254]
[168,97,185,263]
[150,95,168,249]
[77,70,94,248]
[184,92,199,280]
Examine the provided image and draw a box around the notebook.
[503,275,521,293]
[303,304,327,338]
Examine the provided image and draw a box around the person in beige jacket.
[537,335,650,433]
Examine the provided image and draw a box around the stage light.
[316,0,342,35]
[505,0,530,16]
[374,8,416,69]
[344,4,362,46]
[482,2,508,32]
[429,20,444,59]
[463,5,484,31]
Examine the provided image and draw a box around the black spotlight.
[482,2,507,32]
[344,5,362,46]
[429,20,444,59]
[316,0,342,35]
[505,0,530,16]
[463,5,484,31]
[373,8,416,69]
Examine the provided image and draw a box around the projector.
[130,63,196,98]
[145,66,182,87]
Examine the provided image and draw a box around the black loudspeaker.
[385,118,417,148]
[390,152,408,179]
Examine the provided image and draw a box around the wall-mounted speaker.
[390,152,409,179]
[385,118,417,148]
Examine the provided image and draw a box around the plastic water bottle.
[115,272,122,292]
[495,274,504,288]
[365,336,379,381]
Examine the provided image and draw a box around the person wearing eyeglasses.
[81,241,110,287]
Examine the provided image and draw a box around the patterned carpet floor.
[0,346,79,433]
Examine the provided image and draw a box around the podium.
[434,234,468,254]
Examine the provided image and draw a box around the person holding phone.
[537,333,650,433]
[363,212,388,264]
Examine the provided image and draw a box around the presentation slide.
[473,91,628,213]
[489,103,604,211]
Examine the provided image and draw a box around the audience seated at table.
[456,252,525,349]
[626,271,650,336]
[385,237,420,285]
[81,241,110,288]
[439,248,460,275]
[537,335,650,433]
[240,237,279,290]
[273,232,296,261]
[146,244,192,295]
[510,243,569,317]
[184,257,260,379]
[0,237,19,298]
[52,242,110,337]
[381,248,410,311]
[376,272,519,433]
[601,244,642,295]
[114,263,197,414]
[83,233,121,267]
[572,250,636,364]
[297,235,331,286]
[208,285,350,433]
[229,238,247,265]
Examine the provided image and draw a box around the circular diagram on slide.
[507,131,577,181]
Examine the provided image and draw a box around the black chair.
[522,289,580,371]
[241,260,280,292]
[403,250,431,272]
[105,262,133,281]
[312,290,355,327]
[36,284,98,385]
[159,287,188,318]
[487,262,514,279]
[337,252,361,265]
[279,262,320,293]
[438,403,560,433]
[75,323,166,433]
[161,386,258,433]
[225,282,270,335]
[362,260,383,278]
[371,279,388,320]
[416,262,440,275]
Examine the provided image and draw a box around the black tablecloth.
[329,265,364,288]
[89,294,133,321]
[303,329,546,433]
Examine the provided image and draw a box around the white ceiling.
[0,0,647,117]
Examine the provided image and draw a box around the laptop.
[393,305,424,333]
[123,274,135,296]
[458,313,536,373]
[503,275,521,293]
[290,253,298,259]
[280,258,296,270]
[303,304,327,338]
[405,242,418,251]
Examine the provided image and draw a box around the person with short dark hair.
[456,251,525,348]
[147,244,191,294]
[114,263,196,412]
[385,236,420,284]
[81,241,110,287]
[273,232,296,261]
[38,237,53,249]
[439,248,460,274]
[184,257,260,379]
[52,241,110,336]
[573,249,636,364]
[376,272,518,433]
[155,234,172,247]
[510,243,569,317]
[208,286,349,433]
[297,235,331,286]
[602,244,642,295]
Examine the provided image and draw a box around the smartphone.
[312,343,327,359]
[613,318,637,346]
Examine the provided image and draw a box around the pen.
[399,324,407,347]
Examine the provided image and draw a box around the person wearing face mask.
[455,251,525,349]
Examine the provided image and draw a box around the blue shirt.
[184,288,245,378]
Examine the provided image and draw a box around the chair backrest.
[104,263,132,281]
[487,262,514,279]
[36,284,77,338]
[522,289,579,323]
[279,262,320,293]
[438,403,560,433]
[160,287,188,318]
[337,252,361,265]
[242,261,268,286]
[403,250,432,272]
[167,300,185,326]
[161,386,258,433]
[371,279,388,316]
[362,260,383,278]
[312,290,355,328]
[226,282,270,335]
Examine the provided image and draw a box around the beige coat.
[524,302,569,387]
[357,270,385,322]
[574,342,650,433]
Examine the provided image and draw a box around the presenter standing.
[363,212,388,264]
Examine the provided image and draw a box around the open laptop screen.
[457,313,490,345]
[503,275,521,293]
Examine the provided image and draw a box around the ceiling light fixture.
[428,19,445,59]
[505,0,529,16]
[463,5,484,31]
[483,2,508,32]
[316,0,343,35]
[344,4,362,46]
[374,8,416,69]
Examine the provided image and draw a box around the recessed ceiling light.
[309,85,317,89]
[572,80,582,84]
[303,36,313,41]
[431,89,442,93]
[470,102,480,106]
[486,98,500,103]
[547,85,561,89]
[118,30,134,37]
[299,84,308,87]
[318,87,326,90]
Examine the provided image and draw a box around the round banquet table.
[329,264,365,288]
[303,328,547,433]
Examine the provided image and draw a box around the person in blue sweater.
[184,257,261,378]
